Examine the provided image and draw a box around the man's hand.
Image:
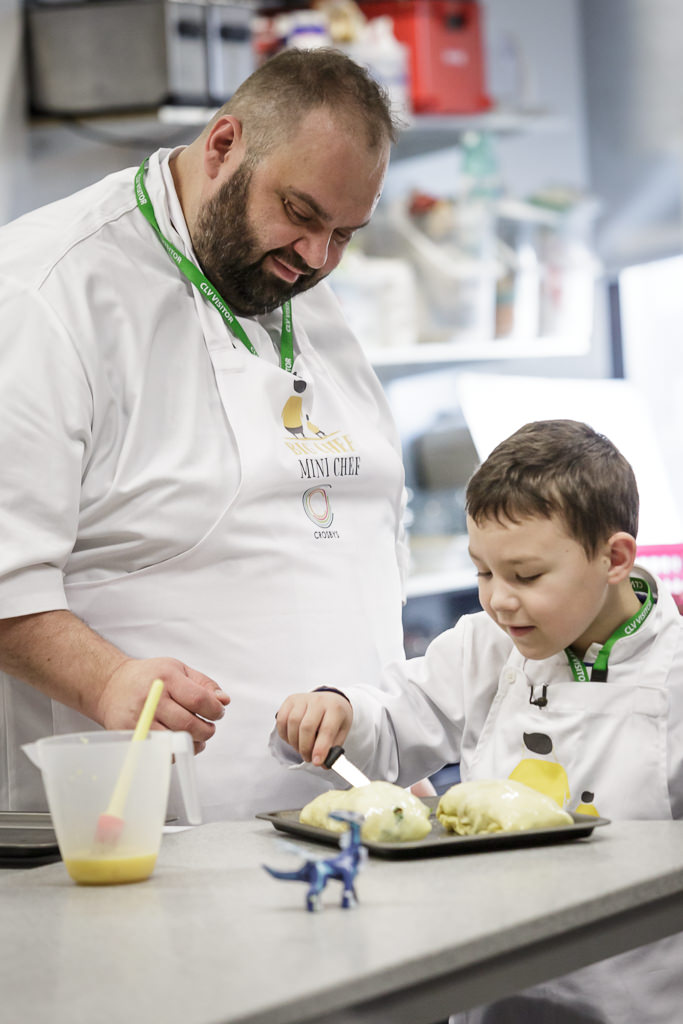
[276,691,352,766]
[98,657,230,754]
[0,610,230,755]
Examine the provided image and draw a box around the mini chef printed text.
[281,377,361,541]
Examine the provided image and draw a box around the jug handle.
[170,732,202,825]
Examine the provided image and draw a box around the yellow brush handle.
[132,677,164,742]
[105,678,164,818]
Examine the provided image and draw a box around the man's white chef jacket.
[0,148,409,818]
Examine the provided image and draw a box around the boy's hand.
[276,691,353,766]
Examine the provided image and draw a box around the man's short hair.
[465,419,639,556]
[208,47,401,159]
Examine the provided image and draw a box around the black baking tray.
[0,812,61,868]
[256,798,610,859]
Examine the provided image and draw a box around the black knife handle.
[324,745,344,769]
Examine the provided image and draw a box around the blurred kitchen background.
[1,0,682,652]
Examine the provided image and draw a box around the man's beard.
[192,162,324,316]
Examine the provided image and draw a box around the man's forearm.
[0,609,129,723]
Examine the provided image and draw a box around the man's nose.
[293,230,331,271]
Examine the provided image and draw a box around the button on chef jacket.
[0,148,409,819]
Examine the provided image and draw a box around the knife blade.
[323,745,371,788]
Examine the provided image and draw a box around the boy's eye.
[475,570,492,580]
[517,573,541,584]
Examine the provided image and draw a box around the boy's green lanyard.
[134,160,294,372]
[565,576,654,682]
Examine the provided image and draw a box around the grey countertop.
[1,818,683,1024]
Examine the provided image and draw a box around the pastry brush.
[93,677,164,847]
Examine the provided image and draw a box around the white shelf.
[157,104,558,127]
[367,334,590,368]
[402,109,562,134]
[157,105,563,160]
[158,105,218,126]
[393,109,564,159]
[404,535,476,598]
[406,568,477,599]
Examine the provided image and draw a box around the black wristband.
[313,686,351,704]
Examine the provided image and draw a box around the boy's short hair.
[465,419,639,557]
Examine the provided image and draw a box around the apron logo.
[509,731,571,808]
[281,379,361,475]
[282,378,329,441]
[302,486,339,540]
[509,731,600,817]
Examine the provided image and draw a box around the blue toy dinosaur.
[263,810,368,912]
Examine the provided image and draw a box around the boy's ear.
[606,531,637,583]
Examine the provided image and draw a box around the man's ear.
[203,116,244,179]
[606,531,638,583]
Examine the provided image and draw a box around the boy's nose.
[489,582,520,613]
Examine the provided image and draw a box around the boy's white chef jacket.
[272,572,683,1023]
[0,149,409,820]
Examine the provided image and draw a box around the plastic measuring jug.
[22,730,201,885]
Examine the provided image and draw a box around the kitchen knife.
[323,745,371,788]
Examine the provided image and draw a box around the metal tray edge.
[256,808,610,859]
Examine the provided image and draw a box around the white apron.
[453,616,681,1024]
[6,311,406,820]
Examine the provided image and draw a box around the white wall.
[619,255,683,514]
[0,0,27,225]
[580,0,683,271]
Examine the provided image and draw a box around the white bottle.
[344,15,410,117]
[283,10,332,51]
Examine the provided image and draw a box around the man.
[0,49,408,819]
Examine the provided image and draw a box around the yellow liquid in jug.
[65,851,158,885]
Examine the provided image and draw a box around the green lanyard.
[134,160,294,372]
[565,576,654,682]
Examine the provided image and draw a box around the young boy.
[272,419,683,1024]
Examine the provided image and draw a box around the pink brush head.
[94,813,125,847]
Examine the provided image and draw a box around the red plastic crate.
[636,544,683,614]
[358,0,492,114]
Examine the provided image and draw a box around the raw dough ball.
[436,779,573,835]
[300,780,432,842]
